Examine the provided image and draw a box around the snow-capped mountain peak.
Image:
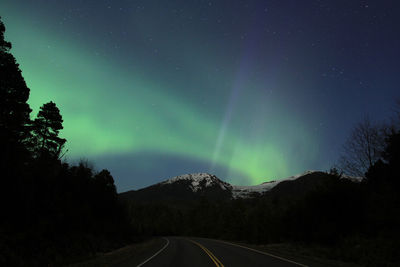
[231,170,320,198]
[120,170,364,202]
[160,173,231,192]
[158,171,323,197]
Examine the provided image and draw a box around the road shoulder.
[69,238,166,267]
[206,239,360,267]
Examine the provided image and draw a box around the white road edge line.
[136,237,170,267]
[209,238,308,267]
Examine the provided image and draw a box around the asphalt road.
[139,237,307,267]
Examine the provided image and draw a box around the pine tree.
[0,17,32,173]
[0,17,11,52]
[0,16,33,229]
[32,101,66,159]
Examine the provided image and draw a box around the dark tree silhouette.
[0,16,33,231]
[338,117,385,177]
[367,128,400,184]
[0,17,133,267]
[0,16,32,166]
[95,169,117,195]
[0,17,11,52]
[384,131,400,169]
[32,101,66,159]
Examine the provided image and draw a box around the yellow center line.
[187,239,225,267]
[201,244,224,267]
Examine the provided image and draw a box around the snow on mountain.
[153,170,362,199]
[120,170,364,202]
[158,171,322,198]
[231,170,319,198]
[340,174,364,182]
[160,173,232,192]
[231,182,278,198]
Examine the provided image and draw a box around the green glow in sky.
[1,8,321,187]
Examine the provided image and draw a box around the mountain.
[231,170,318,198]
[119,173,232,203]
[119,171,358,203]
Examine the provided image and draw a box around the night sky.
[1,0,399,191]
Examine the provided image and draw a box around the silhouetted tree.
[366,128,400,185]
[32,101,66,159]
[0,16,32,167]
[0,17,11,52]
[0,16,33,231]
[383,131,400,169]
[0,17,133,267]
[338,117,385,177]
[95,169,117,194]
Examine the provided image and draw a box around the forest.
[1,15,400,266]
[0,17,134,266]
[125,166,400,266]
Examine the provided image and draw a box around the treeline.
[125,119,400,266]
[0,17,133,266]
[2,13,399,266]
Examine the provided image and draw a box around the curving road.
[138,237,307,267]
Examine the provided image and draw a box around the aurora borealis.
[1,1,399,191]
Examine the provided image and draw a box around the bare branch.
[338,117,385,177]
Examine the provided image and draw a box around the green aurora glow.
[1,5,323,187]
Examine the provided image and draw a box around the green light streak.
[2,14,319,185]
